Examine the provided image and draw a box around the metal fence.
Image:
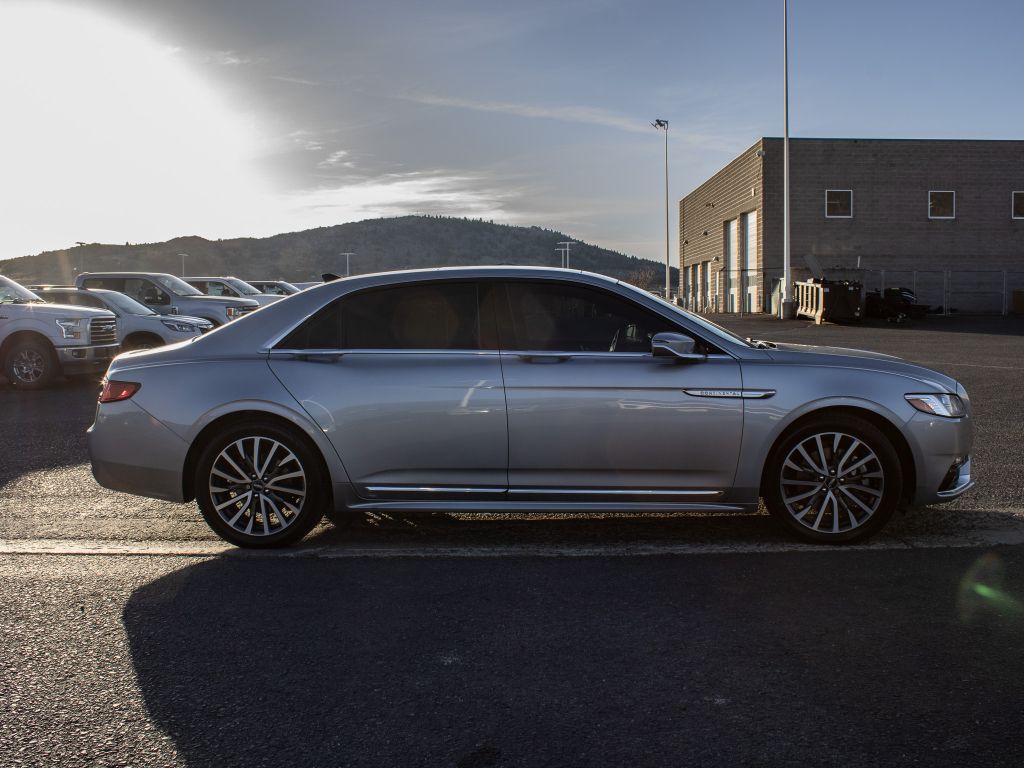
[680,267,1024,316]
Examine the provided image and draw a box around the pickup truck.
[1,275,119,388]
[75,272,260,327]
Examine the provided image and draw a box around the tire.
[194,420,327,547]
[764,414,902,544]
[4,339,58,389]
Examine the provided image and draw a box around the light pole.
[652,119,670,300]
[780,0,793,319]
[340,252,355,277]
[178,253,188,277]
[556,241,575,268]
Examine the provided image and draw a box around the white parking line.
[2,527,1024,559]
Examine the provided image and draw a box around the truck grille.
[89,317,118,345]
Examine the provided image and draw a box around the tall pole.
[178,253,188,278]
[557,241,574,269]
[340,252,355,277]
[653,119,670,299]
[781,0,792,319]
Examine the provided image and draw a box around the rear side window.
[500,281,675,353]
[279,282,482,350]
[81,277,123,291]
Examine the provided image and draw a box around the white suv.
[33,287,213,350]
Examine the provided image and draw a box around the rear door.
[269,280,509,497]
[494,279,743,495]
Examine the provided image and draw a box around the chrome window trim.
[258,273,748,359]
[267,348,500,357]
[502,349,734,360]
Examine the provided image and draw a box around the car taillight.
[99,380,141,403]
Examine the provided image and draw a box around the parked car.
[1,275,118,388]
[88,267,974,548]
[247,280,301,296]
[33,287,213,350]
[75,272,259,327]
[184,276,282,306]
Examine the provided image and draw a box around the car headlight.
[55,318,82,339]
[225,306,243,319]
[160,319,198,333]
[905,393,966,418]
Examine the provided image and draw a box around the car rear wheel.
[194,421,326,547]
[764,414,902,544]
[4,339,58,389]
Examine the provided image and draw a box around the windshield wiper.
[747,338,776,350]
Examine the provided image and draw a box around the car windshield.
[275,281,299,294]
[616,281,753,349]
[100,291,158,316]
[154,274,205,296]
[0,275,43,304]
[224,277,263,296]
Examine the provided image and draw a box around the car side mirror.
[652,332,706,362]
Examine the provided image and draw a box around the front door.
[494,280,743,494]
[269,280,508,497]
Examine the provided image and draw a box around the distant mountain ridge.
[1,215,676,289]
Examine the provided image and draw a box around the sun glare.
[0,2,274,259]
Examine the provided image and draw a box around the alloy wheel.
[12,348,46,383]
[779,431,885,535]
[208,436,307,537]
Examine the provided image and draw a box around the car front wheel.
[4,340,58,389]
[194,421,326,547]
[764,414,902,544]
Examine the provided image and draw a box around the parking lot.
[3,315,1024,767]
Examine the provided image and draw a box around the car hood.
[765,342,960,392]
[14,303,114,320]
[163,314,213,326]
[179,295,260,308]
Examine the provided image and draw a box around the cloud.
[271,75,319,86]
[317,149,352,168]
[287,171,519,226]
[404,93,650,134]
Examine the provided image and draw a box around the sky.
[1,0,1022,264]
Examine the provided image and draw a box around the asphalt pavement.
[2,314,1024,767]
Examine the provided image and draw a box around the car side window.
[207,282,237,297]
[500,281,676,353]
[82,277,123,291]
[126,278,168,306]
[278,282,483,350]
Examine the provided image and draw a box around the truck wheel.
[4,340,58,389]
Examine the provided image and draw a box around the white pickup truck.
[1,275,119,389]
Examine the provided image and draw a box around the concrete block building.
[679,138,1024,313]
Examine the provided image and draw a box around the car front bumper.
[56,343,120,373]
[905,412,975,505]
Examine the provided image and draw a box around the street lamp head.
[652,119,668,130]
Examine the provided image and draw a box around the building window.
[1013,191,1024,219]
[825,190,853,218]
[929,190,956,219]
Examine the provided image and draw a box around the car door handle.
[516,353,572,363]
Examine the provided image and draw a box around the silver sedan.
[88,267,974,547]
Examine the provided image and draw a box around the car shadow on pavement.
[121,544,1024,767]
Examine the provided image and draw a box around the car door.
[268,279,509,498]
[493,279,743,495]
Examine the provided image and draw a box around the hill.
[0,216,676,290]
